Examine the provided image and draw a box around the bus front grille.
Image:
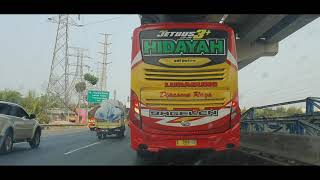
[144,98,226,107]
[144,68,225,81]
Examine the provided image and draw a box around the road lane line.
[64,142,101,155]
[15,142,26,145]
[194,160,202,166]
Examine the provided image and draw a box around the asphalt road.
[0,128,279,165]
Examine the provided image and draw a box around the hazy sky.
[0,15,319,107]
[239,17,320,108]
[0,15,140,104]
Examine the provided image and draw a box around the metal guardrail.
[241,97,320,136]
[241,116,320,136]
[40,124,86,130]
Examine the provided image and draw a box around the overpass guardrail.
[240,97,320,165]
[241,97,320,136]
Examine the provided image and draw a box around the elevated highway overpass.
[139,14,319,69]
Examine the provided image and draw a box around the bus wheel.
[137,150,154,161]
[137,150,145,159]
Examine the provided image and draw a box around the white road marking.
[194,160,202,166]
[64,142,101,155]
[15,142,26,145]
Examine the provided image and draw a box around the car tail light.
[130,90,142,128]
[230,95,240,127]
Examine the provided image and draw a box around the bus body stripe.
[131,51,142,68]
[227,50,238,68]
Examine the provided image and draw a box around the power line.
[80,16,124,26]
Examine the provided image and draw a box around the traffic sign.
[87,90,109,104]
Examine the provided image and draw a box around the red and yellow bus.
[129,22,240,157]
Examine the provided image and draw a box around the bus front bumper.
[129,122,240,153]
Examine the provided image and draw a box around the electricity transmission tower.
[46,15,82,119]
[68,47,91,123]
[98,33,112,92]
[68,47,90,91]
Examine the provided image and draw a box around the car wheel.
[97,133,103,140]
[0,130,13,154]
[117,131,125,138]
[29,130,41,149]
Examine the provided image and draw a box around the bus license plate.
[176,140,197,146]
